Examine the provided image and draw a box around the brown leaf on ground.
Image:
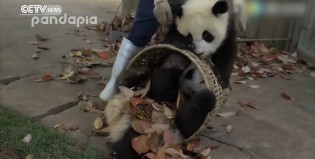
[234,80,246,84]
[145,152,157,159]
[1,149,18,158]
[134,81,151,98]
[279,74,291,80]
[93,116,104,130]
[200,148,211,158]
[131,135,150,154]
[147,133,162,153]
[22,134,32,143]
[96,51,111,60]
[34,74,54,82]
[281,92,292,101]
[261,54,275,61]
[69,123,79,130]
[157,148,166,159]
[25,154,34,159]
[164,148,191,159]
[163,129,176,144]
[84,39,92,44]
[37,46,50,50]
[245,102,259,110]
[35,34,49,41]
[236,109,245,116]
[118,86,134,98]
[32,52,40,59]
[53,123,66,134]
[78,67,96,75]
[131,97,144,107]
[29,41,38,45]
[225,125,233,134]
[82,48,93,57]
[249,85,260,89]
[131,119,152,134]
[217,111,236,118]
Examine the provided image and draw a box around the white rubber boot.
[100,38,141,101]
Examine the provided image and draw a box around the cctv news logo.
[21,5,97,27]
[21,5,62,15]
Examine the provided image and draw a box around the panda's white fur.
[176,0,230,58]
[104,93,131,142]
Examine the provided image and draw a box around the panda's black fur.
[108,0,237,158]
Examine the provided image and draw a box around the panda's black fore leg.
[176,89,216,138]
[109,127,142,159]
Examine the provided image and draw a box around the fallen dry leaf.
[28,41,38,45]
[235,80,246,84]
[164,148,191,159]
[32,52,40,59]
[163,106,175,119]
[25,154,34,159]
[131,97,144,107]
[200,147,211,157]
[310,72,315,78]
[249,85,260,89]
[94,116,104,129]
[236,109,245,116]
[241,66,251,74]
[163,129,176,144]
[69,123,79,130]
[36,46,50,50]
[131,135,150,154]
[281,92,292,101]
[96,51,111,60]
[217,111,235,118]
[34,74,53,82]
[53,123,66,134]
[145,152,157,159]
[1,149,18,158]
[131,119,152,134]
[35,34,49,41]
[134,81,151,98]
[261,54,275,61]
[22,134,32,143]
[245,102,259,110]
[151,102,164,111]
[118,86,134,98]
[225,125,233,134]
[156,148,166,159]
[59,71,75,80]
[85,39,92,44]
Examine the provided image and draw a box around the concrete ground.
[1,0,315,159]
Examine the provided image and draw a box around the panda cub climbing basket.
[127,44,231,138]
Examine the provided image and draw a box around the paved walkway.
[1,0,315,159]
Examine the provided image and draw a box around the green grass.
[0,107,106,159]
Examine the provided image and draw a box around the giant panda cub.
[105,0,237,158]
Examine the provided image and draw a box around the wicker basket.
[127,44,231,139]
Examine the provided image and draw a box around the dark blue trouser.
[127,0,160,47]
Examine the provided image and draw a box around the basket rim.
[127,44,217,91]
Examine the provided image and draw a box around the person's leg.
[100,0,160,101]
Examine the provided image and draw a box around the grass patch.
[0,107,106,159]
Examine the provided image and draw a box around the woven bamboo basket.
[127,44,231,139]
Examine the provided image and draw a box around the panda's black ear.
[170,4,183,18]
[212,1,228,16]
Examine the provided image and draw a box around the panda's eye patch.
[187,33,193,40]
[202,31,214,42]
[185,69,194,79]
